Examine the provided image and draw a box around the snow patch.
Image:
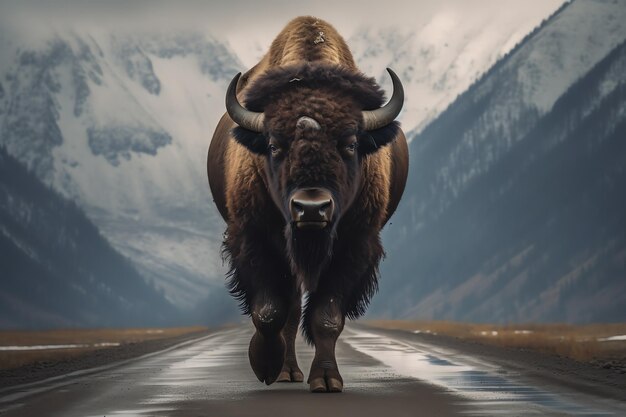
[598,335,626,342]
[0,342,120,351]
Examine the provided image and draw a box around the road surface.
[1,325,625,416]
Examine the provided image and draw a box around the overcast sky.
[1,0,566,66]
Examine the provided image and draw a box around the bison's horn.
[362,68,404,131]
[226,72,265,132]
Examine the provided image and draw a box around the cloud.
[0,0,566,67]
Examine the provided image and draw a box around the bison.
[207,16,408,392]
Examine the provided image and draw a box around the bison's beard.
[285,223,336,292]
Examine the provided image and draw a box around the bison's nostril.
[290,189,334,227]
[292,201,305,215]
[319,201,332,216]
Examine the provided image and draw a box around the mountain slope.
[0,30,237,307]
[0,147,182,329]
[374,0,626,322]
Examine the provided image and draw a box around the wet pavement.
[343,327,626,416]
[1,326,625,416]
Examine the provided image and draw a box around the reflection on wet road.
[1,326,625,416]
[343,328,626,416]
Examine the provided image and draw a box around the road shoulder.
[0,329,213,389]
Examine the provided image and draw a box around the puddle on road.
[88,408,175,417]
[141,329,248,396]
[343,328,625,416]
[83,329,250,417]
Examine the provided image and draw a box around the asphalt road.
[1,325,625,417]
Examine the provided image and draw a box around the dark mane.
[243,63,388,112]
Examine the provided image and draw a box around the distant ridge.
[0,147,183,329]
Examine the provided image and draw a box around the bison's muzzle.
[290,188,334,230]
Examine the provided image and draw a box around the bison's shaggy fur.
[207,16,408,392]
[244,63,388,112]
[233,62,401,156]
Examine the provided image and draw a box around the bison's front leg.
[225,227,297,385]
[304,294,345,393]
[277,291,304,382]
[249,290,289,385]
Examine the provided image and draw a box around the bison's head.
[226,63,403,288]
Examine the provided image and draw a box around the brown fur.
[207,16,409,391]
[236,17,358,93]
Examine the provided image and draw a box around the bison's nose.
[290,189,334,230]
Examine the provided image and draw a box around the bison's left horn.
[362,68,404,131]
[226,72,265,132]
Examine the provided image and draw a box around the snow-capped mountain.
[0,2,565,313]
[0,30,238,308]
[400,0,626,236]
[372,0,626,322]
[348,2,566,133]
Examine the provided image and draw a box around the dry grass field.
[0,326,207,370]
[366,320,626,362]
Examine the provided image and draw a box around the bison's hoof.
[249,331,285,385]
[308,365,343,393]
[276,362,304,383]
[309,376,343,393]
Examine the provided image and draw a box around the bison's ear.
[358,121,400,155]
[231,127,268,155]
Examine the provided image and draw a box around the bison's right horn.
[362,68,404,131]
[226,72,265,132]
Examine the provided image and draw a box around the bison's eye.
[268,143,279,155]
